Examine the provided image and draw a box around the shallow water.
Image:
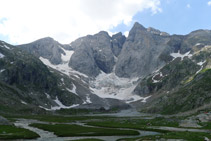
[151,126,211,133]
[14,118,159,141]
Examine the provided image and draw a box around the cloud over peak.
[0,0,161,44]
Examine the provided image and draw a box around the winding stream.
[14,118,211,141]
[14,119,159,141]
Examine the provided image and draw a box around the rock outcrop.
[18,37,68,65]
[69,31,116,77]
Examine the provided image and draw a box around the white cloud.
[187,4,191,8]
[208,1,211,6]
[124,31,129,37]
[0,0,162,44]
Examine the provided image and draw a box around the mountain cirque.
[0,22,210,114]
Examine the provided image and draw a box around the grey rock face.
[69,31,115,77]
[62,44,74,50]
[147,27,170,36]
[111,32,126,56]
[181,30,211,53]
[115,22,171,78]
[18,37,67,65]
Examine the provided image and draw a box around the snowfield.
[0,42,11,50]
[196,60,206,74]
[66,83,78,96]
[39,96,79,111]
[39,47,152,105]
[0,69,5,73]
[0,52,5,58]
[39,56,88,78]
[170,51,192,60]
[90,71,151,103]
[61,47,74,63]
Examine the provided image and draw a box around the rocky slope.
[1,40,129,114]
[133,45,211,114]
[0,40,83,113]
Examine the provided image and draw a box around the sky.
[0,0,211,45]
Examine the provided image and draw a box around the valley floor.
[1,110,211,141]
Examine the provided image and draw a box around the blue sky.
[0,0,211,44]
[111,0,211,35]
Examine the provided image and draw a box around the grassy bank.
[30,123,139,137]
[5,114,117,123]
[117,131,211,141]
[0,125,39,140]
[71,139,104,141]
[86,117,178,133]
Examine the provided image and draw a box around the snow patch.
[90,72,145,103]
[61,47,74,62]
[170,51,192,61]
[52,96,68,110]
[141,96,152,103]
[66,85,78,96]
[153,68,161,73]
[126,95,152,103]
[66,83,78,96]
[196,68,203,74]
[41,96,79,111]
[195,43,202,46]
[0,69,5,73]
[39,106,50,111]
[3,44,10,50]
[152,72,164,83]
[197,60,206,66]
[61,78,65,85]
[21,101,27,105]
[45,93,51,99]
[39,57,88,78]
[83,94,92,104]
[0,42,10,50]
[0,53,5,58]
[152,78,160,83]
[196,60,206,74]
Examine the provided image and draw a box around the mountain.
[1,40,129,114]
[133,45,211,114]
[0,40,83,113]
[17,37,70,65]
[69,31,125,77]
[115,22,171,78]
[1,22,211,115]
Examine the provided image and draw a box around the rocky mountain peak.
[132,22,146,31]
[97,31,110,37]
[18,37,65,65]
[69,31,115,77]
[147,27,170,36]
[111,32,126,57]
[126,22,148,42]
[112,32,124,38]
[39,36,55,41]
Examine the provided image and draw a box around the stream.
[14,118,211,141]
[14,118,159,141]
